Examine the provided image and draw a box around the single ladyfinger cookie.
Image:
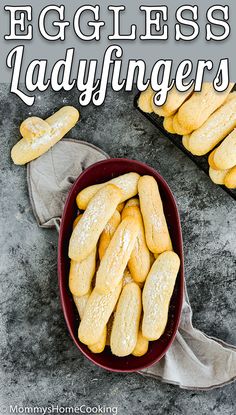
[98,210,121,260]
[209,167,229,185]
[76,172,140,210]
[163,115,176,134]
[138,176,172,254]
[11,106,79,165]
[69,184,122,262]
[182,135,191,151]
[173,113,193,135]
[110,283,142,357]
[69,214,96,296]
[138,86,155,113]
[69,249,96,297]
[122,205,151,283]
[95,216,140,294]
[132,330,149,357]
[188,92,236,155]
[224,166,236,189]
[177,83,234,134]
[213,129,236,170]
[73,291,107,353]
[78,282,122,345]
[152,87,193,117]
[142,251,180,341]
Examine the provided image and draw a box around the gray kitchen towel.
[27,138,236,390]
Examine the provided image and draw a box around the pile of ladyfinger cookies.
[138,83,236,189]
[68,173,180,357]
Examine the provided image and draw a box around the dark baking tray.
[134,92,236,201]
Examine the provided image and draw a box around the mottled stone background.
[0,85,235,415]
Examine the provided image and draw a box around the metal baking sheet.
[134,92,236,201]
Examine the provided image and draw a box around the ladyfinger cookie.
[11,106,79,165]
[209,167,229,185]
[78,283,122,345]
[98,210,121,260]
[152,87,193,117]
[73,292,107,353]
[163,115,176,134]
[182,135,191,151]
[132,330,149,357]
[173,113,193,135]
[122,205,151,283]
[188,92,236,155]
[95,216,140,294]
[20,117,51,141]
[69,213,96,296]
[76,172,140,210]
[142,251,180,341]
[110,283,141,357]
[208,149,219,170]
[69,248,96,297]
[213,129,236,169]
[69,184,121,262]
[138,176,172,254]
[177,83,234,134]
[138,86,155,113]
[224,166,236,189]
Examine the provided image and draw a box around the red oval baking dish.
[58,158,184,372]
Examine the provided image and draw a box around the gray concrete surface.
[0,84,235,415]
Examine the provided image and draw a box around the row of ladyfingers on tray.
[138,83,236,189]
